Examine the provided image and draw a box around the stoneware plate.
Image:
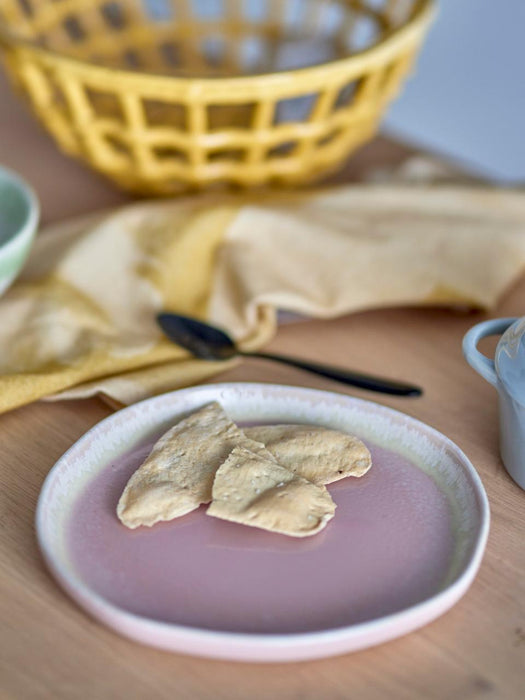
[36,383,489,662]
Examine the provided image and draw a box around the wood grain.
[1,70,524,700]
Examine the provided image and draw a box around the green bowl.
[0,165,39,295]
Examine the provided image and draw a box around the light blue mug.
[463,317,525,490]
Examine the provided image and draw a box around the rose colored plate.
[36,383,489,662]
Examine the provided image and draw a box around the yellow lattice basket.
[0,0,434,195]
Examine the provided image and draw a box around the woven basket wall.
[0,0,434,194]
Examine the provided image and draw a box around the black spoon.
[157,312,422,397]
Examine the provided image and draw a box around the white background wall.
[384,0,525,183]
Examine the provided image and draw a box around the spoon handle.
[245,352,422,397]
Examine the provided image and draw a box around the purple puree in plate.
[67,438,454,634]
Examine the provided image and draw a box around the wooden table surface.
[1,71,524,700]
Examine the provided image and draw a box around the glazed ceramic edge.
[495,317,525,405]
[0,165,39,279]
[35,383,490,663]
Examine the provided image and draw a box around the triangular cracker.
[245,424,371,484]
[207,446,336,537]
[117,402,271,528]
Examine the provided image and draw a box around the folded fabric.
[0,184,524,414]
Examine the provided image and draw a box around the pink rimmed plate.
[36,383,489,662]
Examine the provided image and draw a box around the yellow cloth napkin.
[1,184,525,414]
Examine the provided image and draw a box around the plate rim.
[36,382,490,662]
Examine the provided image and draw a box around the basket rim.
[0,0,435,90]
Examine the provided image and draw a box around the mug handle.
[462,318,518,388]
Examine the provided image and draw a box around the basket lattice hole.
[202,35,226,68]
[317,2,345,38]
[192,0,224,20]
[105,133,132,160]
[153,146,188,163]
[275,36,338,73]
[274,94,318,124]
[15,0,33,19]
[318,128,342,148]
[85,87,125,122]
[268,141,298,159]
[100,2,127,30]
[239,36,267,73]
[143,0,175,22]
[333,80,361,111]
[159,42,181,68]
[123,48,142,69]
[63,16,85,42]
[143,99,186,129]
[282,0,307,31]
[350,15,380,51]
[207,103,255,131]
[208,148,245,162]
[243,0,268,24]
